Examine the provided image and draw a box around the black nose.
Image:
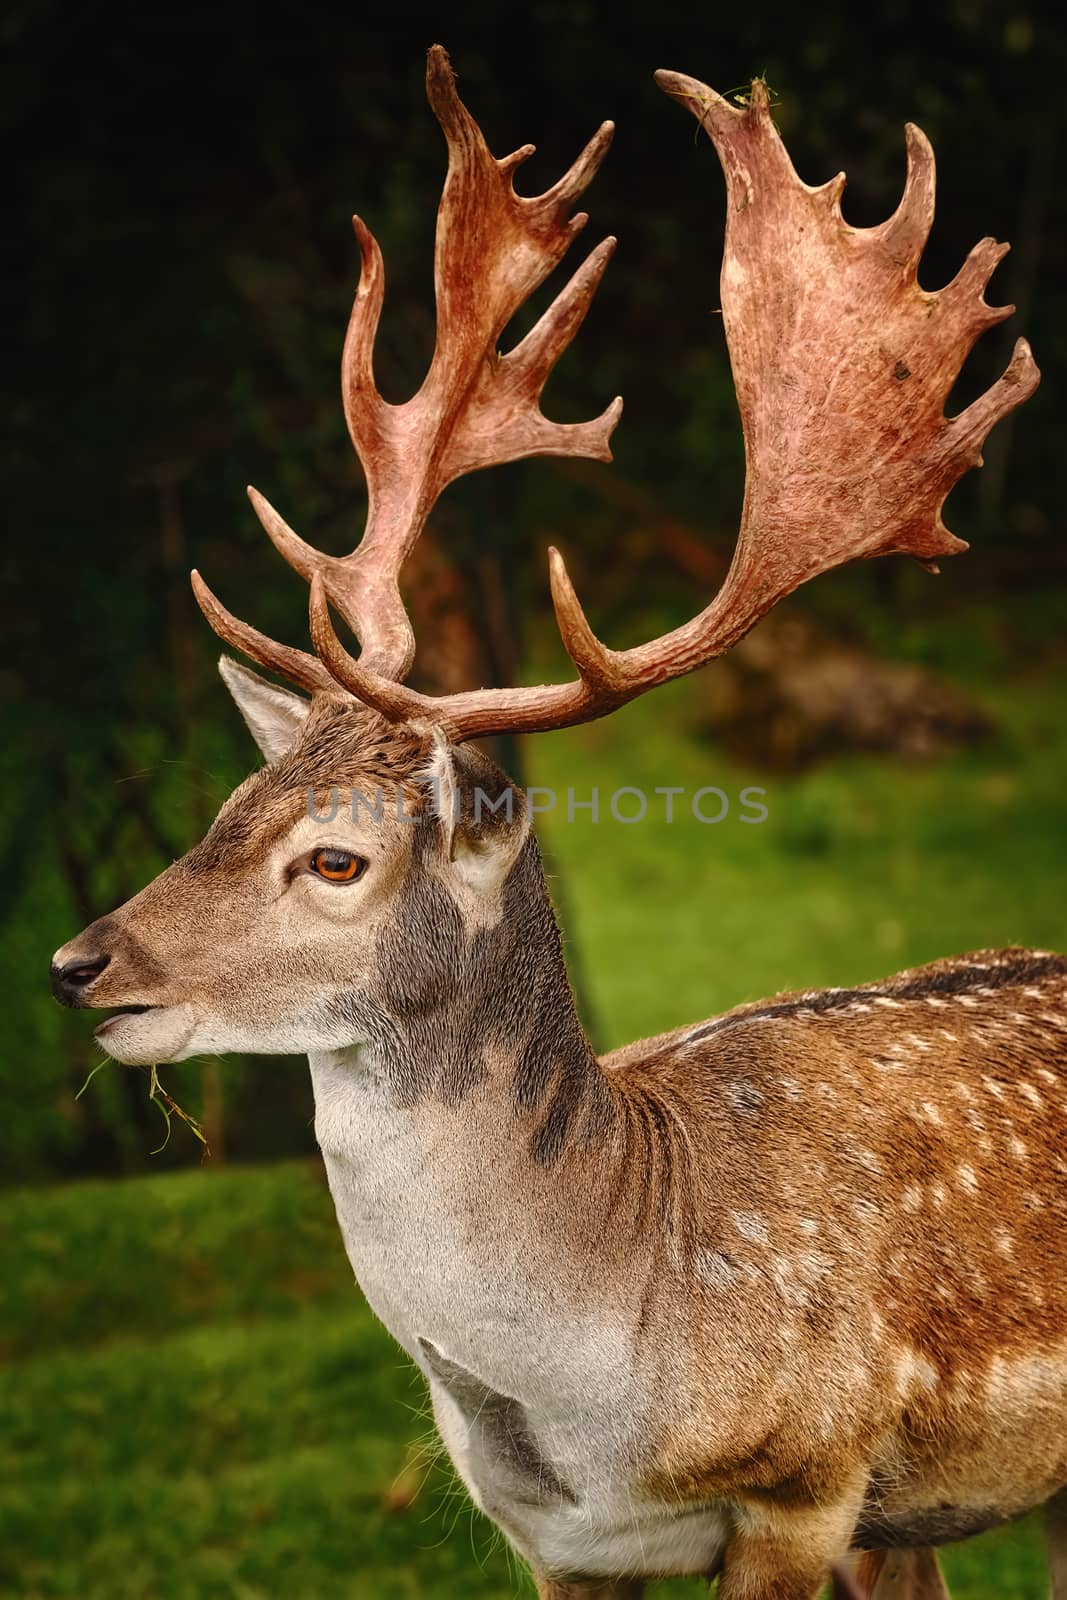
[50,953,110,1007]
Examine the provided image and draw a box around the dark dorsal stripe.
[685,951,1067,1047]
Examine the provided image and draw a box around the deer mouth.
[92,1003,197,1066]
[94,1004,158,1036]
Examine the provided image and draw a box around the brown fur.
[53,710,1067,1598]
[612,950,1067,1522]
[48,44,1052,1600]
[855,1550,951,1598]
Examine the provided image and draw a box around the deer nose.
[50,952,111,1007]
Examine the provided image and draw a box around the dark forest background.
[5,0,1065,1183]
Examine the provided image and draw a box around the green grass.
[5,658,1063,1596]
[0,1164,1049,1598]
[528,673,1065,1051]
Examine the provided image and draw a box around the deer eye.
[309,847,366,883]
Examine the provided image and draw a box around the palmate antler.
[192,44,621,693]
[195,52,1039,740]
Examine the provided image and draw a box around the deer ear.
[425,736,530,895]
[218,657,311,763]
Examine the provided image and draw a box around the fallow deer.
[50,46,1064,1600]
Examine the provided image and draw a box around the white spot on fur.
[798,1249,835,1283]
[799,1217,820,1236]
[1009,1136,1028,1160]
[697,1250,740,1290]
[921,1102,944,1125]
[902,1186,922,1213]
[726,1078,764,1114]
[993,1228,1015,1257]
[906,1033,933,1052]
[1017,1081,1042,1107]
[957,1164,979,1194]
[983,1077,1005,1100]
[732,1211,768,1245]
[930,1182,948,1209]
[897,1351,939,1394]
[771,1255,814,1308]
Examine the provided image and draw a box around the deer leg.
[534,1580,644,1600]
[849,1548,951,1599]
[1047,1488,1067,1599]
[830,1560,870,1600]
[712,1493,866,1600]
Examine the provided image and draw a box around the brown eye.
[309,847,366,883]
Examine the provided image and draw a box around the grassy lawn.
[528,672,1065,1052]
[0,1163,1049,1599]
[4,648,1062,1597]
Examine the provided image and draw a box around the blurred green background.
[3,0,1064,1593]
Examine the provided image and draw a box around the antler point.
[654,67,702,98]
[547,547,617,690]
[501,142,537,174]
[425,42,461,114]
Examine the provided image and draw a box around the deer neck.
[305,834,617,1354]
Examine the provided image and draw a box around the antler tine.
[191,571,334,694]
[538,118,617,209]
[872,122,937,268]
[194,43,621,695]
[326,67,1038,743]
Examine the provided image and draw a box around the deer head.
[51,48,1037,1074]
